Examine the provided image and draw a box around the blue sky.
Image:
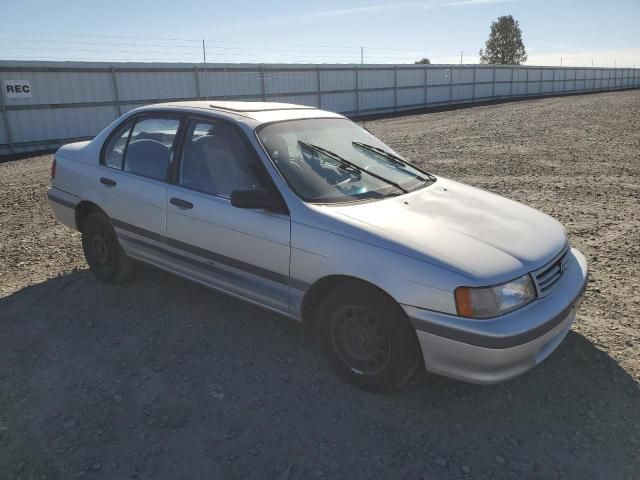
[1,0,639,66]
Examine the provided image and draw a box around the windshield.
[257,118,435,203]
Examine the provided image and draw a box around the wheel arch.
[300,274,402,327]
[75,200,107,231]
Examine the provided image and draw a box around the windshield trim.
[254,117,437,205]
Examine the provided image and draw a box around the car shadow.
[1,265,638,480]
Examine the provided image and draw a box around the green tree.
[414,58,431,65]
[479,15,527,65]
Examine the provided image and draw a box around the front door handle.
[100,177,116,187]
[170,197,194,210]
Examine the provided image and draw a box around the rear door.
[164,118,291,313]
[98,114,181,258]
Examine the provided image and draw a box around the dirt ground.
[1,90,639,480]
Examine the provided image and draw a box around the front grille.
[532,246,569,298]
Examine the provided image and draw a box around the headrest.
[126,139,169,159]
[263,135,289,162]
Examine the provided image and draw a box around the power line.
[0,37,368,54]
[1,51,405,62]
[0,30,499,65]
[0,43,436,58]
[0,30,458,58]
[2,29,636,67]
[0,37,204,49]
[0,30,202,42]
[0,44,433,62]
[1,46,200,55]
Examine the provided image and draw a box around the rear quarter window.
[103,121,133,169]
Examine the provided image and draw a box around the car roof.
[138,100,345,125]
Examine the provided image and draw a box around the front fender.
[290,221,465,317]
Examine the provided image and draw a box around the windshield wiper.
[352,142,437,183]
[298,141,408,193]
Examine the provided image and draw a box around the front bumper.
[403,248,588,384]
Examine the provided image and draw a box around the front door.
[164,118,291,313]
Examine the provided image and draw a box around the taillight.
[51,157,57,179]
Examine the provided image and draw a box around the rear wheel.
[317,282,421,392]
[81,212,133,283]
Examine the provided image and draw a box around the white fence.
[1,60,639,155]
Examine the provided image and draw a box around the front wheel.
[317,282,422,392]
[81,212,134,283]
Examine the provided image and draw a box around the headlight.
[454,274,536,319]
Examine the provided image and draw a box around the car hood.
[314,178,567,284]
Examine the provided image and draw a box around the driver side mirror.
[230,189,286,213]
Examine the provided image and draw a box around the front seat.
[263,135,311,191]
[124,139,170,181]
[263,135,290,164]
[198,134,257,198]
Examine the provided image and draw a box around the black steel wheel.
[331,305,391,376]
[81,212,133,283]
[88,230,114,266]
[318,281,421,392]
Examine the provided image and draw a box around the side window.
[103,121,132,169]
[123,117,180,181]
[179,121,263,198]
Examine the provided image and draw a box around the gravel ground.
[1,90,639,480]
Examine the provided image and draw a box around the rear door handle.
[100,177,117,187]
[170,197,194,210]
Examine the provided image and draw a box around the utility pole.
[460,50,463,65]
[560,57,562,67]
[202,39,208,100]
[360,46,364,65]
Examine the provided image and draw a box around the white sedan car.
[48,101,588,392]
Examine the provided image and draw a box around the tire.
[81,212,134,283]
[317,281,422,393]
